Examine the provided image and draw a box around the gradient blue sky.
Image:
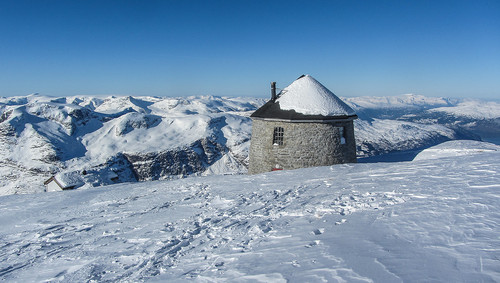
[1,0,499,99]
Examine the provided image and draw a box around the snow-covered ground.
[1,141,499,282]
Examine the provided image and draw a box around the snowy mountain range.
[1,94,499,195]
[1,140,499,281]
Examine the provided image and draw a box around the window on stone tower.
[339,127,346,144]
[273,127,284,145]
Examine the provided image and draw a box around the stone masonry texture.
[248,119,356,174]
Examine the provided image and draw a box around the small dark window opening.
[273,127,284,145]
[339,127,346,144]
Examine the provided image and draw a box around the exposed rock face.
[124,138,227,181]
[114,113,162,136]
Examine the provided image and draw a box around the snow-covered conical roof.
[251,75,357,121]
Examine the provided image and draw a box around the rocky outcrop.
[124,138,227,181]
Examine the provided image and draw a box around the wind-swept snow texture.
[0,141,499,282]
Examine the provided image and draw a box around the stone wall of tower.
[248,119,357,174]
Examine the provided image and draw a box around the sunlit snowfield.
[0,141,499,282]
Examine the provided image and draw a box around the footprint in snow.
[312,228,324,235]
[335,219,347,225]
[305,240,320,248]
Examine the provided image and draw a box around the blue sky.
[1,0,499,99]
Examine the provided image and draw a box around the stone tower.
[248,75,357,174]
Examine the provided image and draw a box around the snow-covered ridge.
[343,94,500,120]
[354,118,458,157]
[0,93,498,195]
[344,93,458,110]
[0,95,261,195]
[1,142,499,281]
[414,140,500,161]
[429,99,500,119]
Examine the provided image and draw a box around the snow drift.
[0,141,499,281]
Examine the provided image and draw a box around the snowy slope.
[344,93,457,110]
[0,95,261,195]
[0,141,499,282]
[354,118,458,157]
[429,99,500,119]
[1,94,499,196]
[343,95,500,138]
[413,140,500,160]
